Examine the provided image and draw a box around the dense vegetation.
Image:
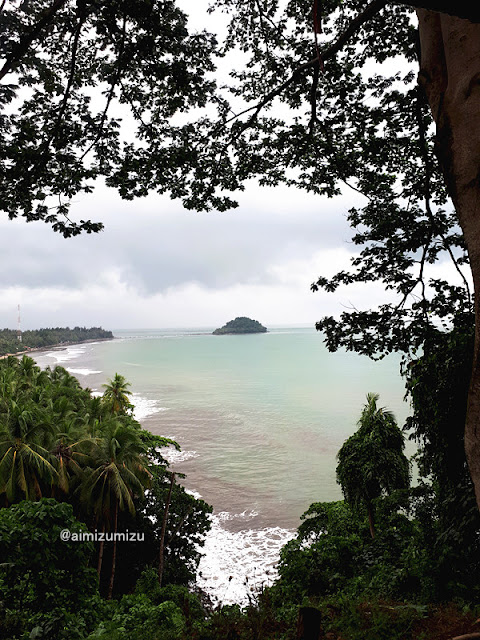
[212,317,267,335]
[0,326,113,356]
[2,332,480,639]
[0,357,212,639]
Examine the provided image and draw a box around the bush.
[87,594,185,640]
[0,498,100,639]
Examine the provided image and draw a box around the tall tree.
[102,373,133,415]
[336,393,410,538]
[81,420,151,598]
[0,399,57,503]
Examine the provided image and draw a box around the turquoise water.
[33,326,410,529]
[32,326,412,602]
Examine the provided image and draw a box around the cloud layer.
[0,180,372,330]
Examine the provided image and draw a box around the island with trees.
[0,327,114,357]
[213,317,268,335]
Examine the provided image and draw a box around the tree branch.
[80,13,127,161]
[42,4,86,153]
[415,85,472,302]
[214,0,388,136]
[0,0,69,83]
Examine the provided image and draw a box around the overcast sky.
[0,177,384,330]
[0,3,464,332]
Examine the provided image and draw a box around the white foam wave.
[131,394,169,421]
[185,488,203,500]
[216,510,259,522]
[67,368,102,376]
[197,513,295,606]
[44,345,87,364]
[161,448,200,464]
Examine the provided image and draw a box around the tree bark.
[402,2,480,23]
[417,10,480,508]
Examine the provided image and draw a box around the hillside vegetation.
[213,317,267,334]
[0,326,113,356]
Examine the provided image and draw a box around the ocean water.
[31,327,411,604]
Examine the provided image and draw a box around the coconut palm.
[81,395,110,437]
[81,420,151,598]
[0,399,58,503]
[45,418,94,497]
[336,392,410,539]
[102,373,133,415]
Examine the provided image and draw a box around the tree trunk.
[367,503,375,539]
[97,524,105,578]
[107,501,118,600]
[296,606,323,640]
[158,472,175,587]
[417,11,480,508]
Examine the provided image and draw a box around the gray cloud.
[0,182,357,296]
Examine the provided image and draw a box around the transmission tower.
[17,304,22,342]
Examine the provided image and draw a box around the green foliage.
[0,0,218,235]
[273,388,479,607]
[125,469,213,588]
[81,419,151,522]
[319,596,428,640]
[336,393,410,536]
[0,355,211,599]
[0,326,113,356]
[0,498,101,639]
[87,594,186,640]
[403,318,480,600]
[213,317,268,335]
[102,373,133,415]
[272,364,480,612]
[276,495,430,604]
[135,569,206,634]
[194,595,293,640]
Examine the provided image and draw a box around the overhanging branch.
[0,0,69,82]
[215,0,388,135]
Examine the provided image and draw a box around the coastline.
[0,337,115,360]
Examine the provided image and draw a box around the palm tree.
[80,420,151,598]
[102,373,133,415]
[0,399,58,503]
[82,395,109,437]
[46,418,93,497]
[336,392,410,539]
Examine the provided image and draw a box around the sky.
[0,3,465,332]
[0,178,386,330]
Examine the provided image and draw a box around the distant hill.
[0,326,114,356]
[213,317,267,335]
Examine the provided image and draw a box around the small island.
[213,317,267,335]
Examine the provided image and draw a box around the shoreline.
[0,337,115,360]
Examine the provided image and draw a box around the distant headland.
[0,327,114,357]
[213,317,267,335]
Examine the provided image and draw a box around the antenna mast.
[17,304,22,342]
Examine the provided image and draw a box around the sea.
[31,326,412,605]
